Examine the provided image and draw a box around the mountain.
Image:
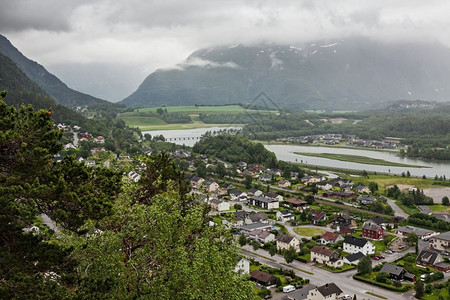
[0,34,122,110]
[121,37,450,110]
[0,52,85,123]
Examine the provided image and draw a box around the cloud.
[1,0,450,101]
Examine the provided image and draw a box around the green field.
[293,227,324,236]
[119,105,274,130]
[429,204,450,213]
[131,105,276,114]
[294,152,426,168]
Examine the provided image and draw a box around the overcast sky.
[1,0,450,102]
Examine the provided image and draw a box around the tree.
[362,170,369,178]
[415,280,424,299]
[269,243,277,257]
[368,182,379,194]
[305,195,315,205]
[357,255,372,275]
[215,162,226,178]
[73,158,254,299]
[245,174,253,189]
[239,233,247,246]
[442,196,449,206]
[376,272,388,283]
[196,161,207,178]
[283,246,298,263]
[405,232,419,254]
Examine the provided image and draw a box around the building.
[318,231,344,245]
[356,195,377,205]
[284,198,309,210]
[210,199,230,211]
[286,284,317,300]
[228,189,247,201]
[240,222,272,233]
[396,226,436,240]
[235,257,250,275]
[307,283,343,300]
[248,196,279,210]
[379,263,416,282]
[278,179,291,188]
[416,249,445,269]
[362,222,384,240]
[343,252,365,265]
[429,231,450,251]
[250,270,277,287]
[355,184,371,194]
[245,212,269,224]
[276,210,295,223]
[343,236,375,255]
[248,229,276,244]
[310,246,343,268]
[276,234,300,252]
[333,214,357,229]
[310,209,327,225]
[365,216,390,229]
[203,180,220,193]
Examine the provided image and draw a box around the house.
[232,211,248,226]
[356,195,377,205]
[245,212,269,224]
[330,178,353,188]
[248,196,279,210]
[247,188,263,197]
[286,284,317,300]
[310,246,343,268]
[173,149,191,158]
[396,226,436,240]
[355,184,371,194]
[362,222,384,240]
[318,231,344,245]
[307,283,343,300]
[210,199,230,211]
[333,214,357,229]
[276,210,295,223]
[258,174,272,182]
[278,179,291,188]
[365,216,390,229]
[228,189,248,201]
[250,270,278,287]
[284,198,309,210]
[190,175,204,188]
[429,231,450,251]
[85,160,96,167]
[416,249,445,269]
[248,229,275,244]
[301,175,323,184]
[379,263,416,282]
[235,257,250,275]
[264,192,284,202]
[418,205,432,215]
[203,180,220,193]
[310,209,327,225]
[240,222,272,233]
[93,136,105,144]
[63,143,76,150]
[343,252,365,265]
[326,191,355,199]
[316,181,332,191]
[343,236,375,255]
[237,161,247,170]
[276,234,300,252]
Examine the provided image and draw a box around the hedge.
[353,274,410,292]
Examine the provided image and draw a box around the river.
[265,144,450,178]
[141,128,450,178]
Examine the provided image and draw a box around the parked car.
[385,249,393,254]
[342,295,352,300]
[372,256,380,260]
[379,255,385,259]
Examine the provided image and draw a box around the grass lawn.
[429,204,450,213]
[293,227,325,237]
[395,200,420,215]
[293,152,425,168]
[316,264,356,272]
[353,174,438,191]
[371,235,395,252]
[423,289,450,300]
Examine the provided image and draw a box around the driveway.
[384,197,409,218]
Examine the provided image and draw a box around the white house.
[343,236,375,255]
[310,246,344,268]
[204,180,220,193]
[210,199,230,211]
[128,171,141,182]
[248,229,275,244]
[235,258,250,275]
[248,196,279,210]
[276,234,300,252]
[318,231,344,245]
[276,210,295,223]
[307,283,343,300]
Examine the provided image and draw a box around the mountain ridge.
[0,34,122,110]
[121,37,450,110]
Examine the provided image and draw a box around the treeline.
[408,213,450,231]
[132,109,192,123]
[199,112,272,124]
[193,134,278,166]
[385,185,434,206]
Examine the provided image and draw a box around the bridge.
[164,136,202,141]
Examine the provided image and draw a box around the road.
[385,198,409,219]
[240,245,414,299]
[72,130,79,147]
